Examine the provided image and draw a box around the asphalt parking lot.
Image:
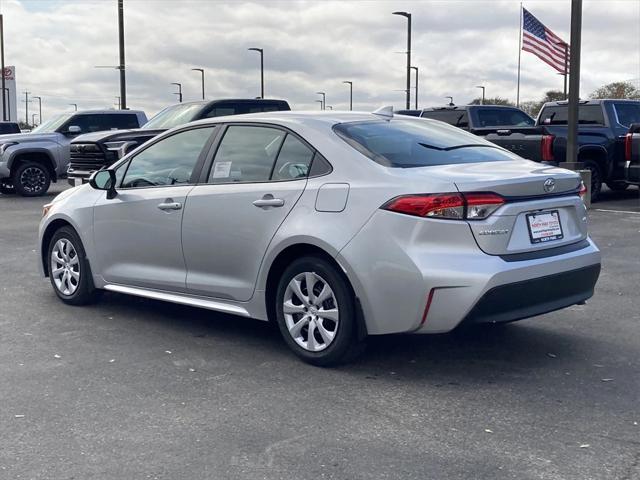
[1,183,638,480]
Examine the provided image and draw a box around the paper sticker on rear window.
[212,161,232,178]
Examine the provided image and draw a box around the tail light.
[382,192,505,220]
[578,181,587,200]
[625,133,633,162]
[541,134,555,162]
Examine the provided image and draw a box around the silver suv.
[0,110,146,196]
[39,111,601,365]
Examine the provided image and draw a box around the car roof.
[71,109,146,115]
[543,99,640,107]
[421,105,521,112]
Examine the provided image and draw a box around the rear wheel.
[275,256,365,366]
[47,226,101,305]
[606,181,629,192]
[582,159,602,203]
[13,161,51,197]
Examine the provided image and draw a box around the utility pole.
[562,0,583,171]
[562,43,569,100]
[0,14,6,121]
[411,67,419,109]
[342,81,353,110]
[118,0,127,109]
[23,91,30,126]
[393,11,412,110]
[32,96,42,123]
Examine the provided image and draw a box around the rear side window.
[271,135,314,180]
[539,105,605,125]
[476,108,534,127]
[613,103,640,127]
[334,119,518,168]
[420,110,469,128]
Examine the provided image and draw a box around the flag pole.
[516,2,523,107]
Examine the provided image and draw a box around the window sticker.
[212,161,232,178]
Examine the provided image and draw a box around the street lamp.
[410,67,419,110]
[326,105,333,110]
[2,88,10,121]
[445,96,454,106]
[69,103,78,111]
[248,47,264,98]
[31,113,38,127]
[342,81,353,110]
[95,65,125,109]
[316,91,326,110]
[32,96,42,122]
[115,96,121,109]
[191,68,205,100]
[315,100,323,110]
[392,11,412,110]
[475,85,485,105]
[171,82,183,103]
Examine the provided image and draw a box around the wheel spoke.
[315,284,332,304]
[69,269,80,280]
[52,266,65,276]
[283,300,305,315]
[305,272,316,303]
[289,315,310,337]
[306,320,317,351]
[288,278,310,307]
[316,319,335,344]
[68,256,79,266]
[318,308,339,322]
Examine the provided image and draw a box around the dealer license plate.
[526,210,563,244]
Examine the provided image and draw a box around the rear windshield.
[538,104,605,125]
[142,103,204,130]
[613,103,640,127]
[475,108,535,127]
[333,119,519,168]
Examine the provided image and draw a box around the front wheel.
[13,161,51,197]
[606,181,629,192]
[47,226,101,305]
[275,256,365,366]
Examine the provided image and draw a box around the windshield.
[142,103,205,130]
[614,103,640,127]
[31,113,74,133]
[476,108,535,127]
[334,119,519,168]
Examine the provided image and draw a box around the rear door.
[181,124,315,301]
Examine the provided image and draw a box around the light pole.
[445,96,454,106]
[316,91,326,110]
[410,67,419,109]
[315,100,323,110]
[326,106,333,110]
[69,103,78,111]
[23,91,30,126]
[475,85,485,105]
[94,65,125,109]
[248,47,264,98]
[342,81,353,110]
[1,14,6,121]
[191,68,205,100]
[393,11,412,110]
[31,113,38,127]
[2,88,10,121]
[171,82,182,103]
[564,0,583,172]
[117,0,127,109]
[32,95,42,122]
[115,96,121,109]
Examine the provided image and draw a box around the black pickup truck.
[68,98,290,185]
[626,123,640,185]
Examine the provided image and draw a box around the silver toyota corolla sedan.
[38,109,601,365]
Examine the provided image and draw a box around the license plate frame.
[526,210,564,244]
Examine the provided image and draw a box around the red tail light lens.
[625,132,633,162]
[578,181,587,200]
[541,134,555,162]
[382,192,505,220]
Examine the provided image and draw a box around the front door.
[182,125,316,301]
[92,126,216,291]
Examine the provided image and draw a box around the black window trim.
[116,124,220,191]
[198,121,333,185]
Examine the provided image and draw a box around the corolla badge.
[543,178,556,193]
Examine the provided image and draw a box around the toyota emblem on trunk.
[543,178,556,192]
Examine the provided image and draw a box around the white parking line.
[592,208,640,215]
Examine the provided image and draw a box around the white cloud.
[1,0,639,123]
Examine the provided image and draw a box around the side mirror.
[67,125,82,135]
[89,169,117,199]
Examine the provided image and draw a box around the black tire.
[275,255,365,366]
[47,226,101,305]
[0,181,14,195]
[606,181,629,192]
[13,161,51,197]
[582,159,602,203]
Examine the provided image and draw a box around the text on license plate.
[526,210,563,244]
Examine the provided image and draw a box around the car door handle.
[253,195,285,208]
[157,200,182,211]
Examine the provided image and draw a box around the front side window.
[613,103,640,127]
[121,127,215,188]
[334,119,519,168]
[208,126,285,183]
[476,108,535,127]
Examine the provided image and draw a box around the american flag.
[522,8,569,74]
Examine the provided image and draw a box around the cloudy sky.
[1,0,639,122]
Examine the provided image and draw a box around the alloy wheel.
[20,166,47,195]
[50,238,81,296]
[283,271,339,352]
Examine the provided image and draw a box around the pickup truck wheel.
[0,181,15,195]
[606,181,629,192]
[582,160,602,202]
[13,161,51,197]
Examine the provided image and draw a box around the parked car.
[625,122,640,185]
[67,99,291,186]
[39,109,600,366]
[0,121,21,135]
[0,110,147,196]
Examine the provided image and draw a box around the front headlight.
[0,142,17,154]
[104,140,137,159]
[42,203,53,217]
